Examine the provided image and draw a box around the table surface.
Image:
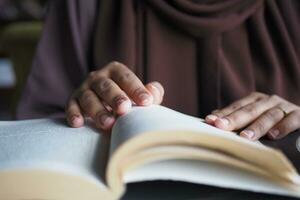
[121,130,300,200]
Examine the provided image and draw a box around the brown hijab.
[17,0,300,119]
[93,0,300,116]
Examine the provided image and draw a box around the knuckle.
[117,71,135,84]
[95,110,108,120]
[111,61,121,66]
[251,91,267,99]
[241,105,258,116]
[230,102,242,110]
[226,113,238,124]
[252,120,266,133]
[267,108,283,120]
[87,71,98,82]
[269,94,279,101]
[79,90,95,106]
[81,89,93,98]
[89,71,96,78]
[132,87,146,96]
[262,112,274,123]
[269,94,281,102]
[109,61,125,69]
[214,111,225,118]
[113,94,128,105]
[277,102,286,108]
[94,78,113,95]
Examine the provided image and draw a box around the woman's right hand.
[65,61,164,131]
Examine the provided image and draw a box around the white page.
[109,105,299,190]
[123,159,300,198]
[110,105,264,154]
[0,118,109,188]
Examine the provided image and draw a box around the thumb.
[145,81,164,105]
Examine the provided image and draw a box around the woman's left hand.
[205,92,300,140]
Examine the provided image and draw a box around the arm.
[17,0,164,132]
[16,0,98,119]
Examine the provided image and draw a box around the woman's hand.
[205,92,300,140]
[65,61,164,131]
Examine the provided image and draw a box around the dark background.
[0,0,47,120]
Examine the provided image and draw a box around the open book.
[1,105,300,200]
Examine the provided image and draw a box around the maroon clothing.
[17,0,300,119]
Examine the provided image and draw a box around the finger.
[110,62,153,106]
[239,107,285,140]
[145,81,164,105]
[102,101,113,112]
[267,110,300,140]
[78,90,115,130]
[213,92,267,118]
[91,77,131,115]
[205,92,267,124]
[65,98,84,128]
[214,95,280,131]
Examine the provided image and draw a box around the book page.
[116,145,300,198]
[110,105,206,153]
[108,105,298,187]
[110,105,264,154]
[0,118,112,199]
[123,158,300,198]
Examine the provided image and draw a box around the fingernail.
[269,129,279,139]
[240,130,255,139]
[71,115,82,127]
[149,84,160,95]
[115,97,131,115]
[147,83,164,104]
[99,114,114,127]
[138,92,152,105]
[205,114,218,122]
[118,101,131,115]
[115,96,127,106]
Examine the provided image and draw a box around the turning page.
[110,105,210,153]
[106,105,299,196]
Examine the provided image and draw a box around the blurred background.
[0,0,47,120]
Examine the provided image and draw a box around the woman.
[17,0,300,141]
